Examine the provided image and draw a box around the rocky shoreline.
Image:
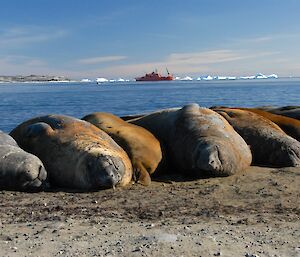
[0,75,71,83]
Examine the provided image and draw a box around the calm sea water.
[0,79,299,133]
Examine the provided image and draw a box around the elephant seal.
[238,108,300,142]
[212,108,300,167]
[129,104,252,177]
[83,112,162,186]
[259,106,300,120]
[0,130,47,191]
[10,115,132,190]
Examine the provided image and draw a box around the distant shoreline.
[0,75,72,83]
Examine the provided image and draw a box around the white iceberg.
[255,73,268,79]
[174,76,181,80]
[240,76,255,80]
[202,75,213,81]
[215,76,227,80]
[196,77,202,81]
[81,78,92,82]
[267,74,278,79]
[181,76,193,81]
[117,78,125,82]
[227,76,236,80]
[96,77,108,83]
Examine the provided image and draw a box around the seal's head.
[17,154,48,190]
[84,153,125,189]
[0,147,48,191]
[192,140,239,176]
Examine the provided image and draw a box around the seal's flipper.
[133,161,151,186]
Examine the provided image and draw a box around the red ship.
[135,69,173,81]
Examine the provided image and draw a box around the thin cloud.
[88,49,279,77]
[234,36,273,44]
[0,26,67,47]
[78,55,127,65]
[0,55,53,76]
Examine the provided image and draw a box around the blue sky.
[1,0,300,79]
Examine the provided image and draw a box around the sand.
[0,166,299,257]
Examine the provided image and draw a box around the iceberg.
[202,75,213,81]
[240,76,255,80]
[174,76,181,80]
[196,77,202,81]
[117,78,125,82]
[215,76,227,80]
[96,77,108,83]
[227,76,236,80]
[180,76,193,81]
[81,78,92,82]
[267,74,278,79]
[255,73,268,79]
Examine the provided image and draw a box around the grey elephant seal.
[237,108,300,142]
[0,130,47,191]
[213,108,300,167]
[129,104,252,177]
[10,115,132,190]
[82,112,162,186]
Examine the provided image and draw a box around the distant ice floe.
[81,78,92,82]
[240,76,255,80]
[215,76,227,80]
[201,75,214,81]
[180,76,193,81]
[96,77,109,83]
[197,73,278,81]
[255,73,268,79]
[239,73,278,80]
[95,77,130,84]
[92,73,278,84]
[227,76,237,80]
[267,74,278,79]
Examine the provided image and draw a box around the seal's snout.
[207,147,222,171]
[195,143,222,173]
[87,155,125,189]
[20,157,48,191]
[102,168,122,187]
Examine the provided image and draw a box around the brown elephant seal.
[258,106,300,120]
[212,108,300,167]
[0,130,47,191]
[10,115,132,190]
[238,108,300,142]
[129,104,252,177]
[82,112,162,186]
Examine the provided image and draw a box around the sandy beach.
[0,166,299,257]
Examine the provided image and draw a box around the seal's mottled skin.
[238,108,300,142]
[82,112,162,186]
[213,108,300,167]
[129,104,252,177]
[10,115,132,190]
[0,130,47,191]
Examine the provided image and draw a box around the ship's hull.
[136,76,173,81]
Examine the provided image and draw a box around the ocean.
[0,79,299,133]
